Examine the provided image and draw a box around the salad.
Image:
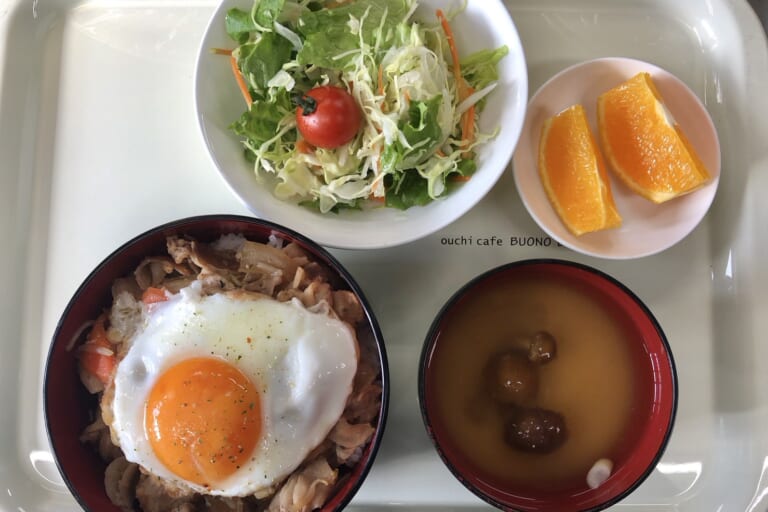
[223,0,508,213]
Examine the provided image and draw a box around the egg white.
[108,284,358,496]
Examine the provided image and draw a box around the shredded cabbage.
[226,0,508,212]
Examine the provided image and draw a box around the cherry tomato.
[295,86,362,149]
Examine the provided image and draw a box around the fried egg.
[108,284,358,496]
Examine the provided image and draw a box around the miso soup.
[422,262,657,495]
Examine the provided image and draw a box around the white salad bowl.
[194,0,528,249]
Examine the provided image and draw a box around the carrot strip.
[461,86,476,157]
[211,47,233,55]
[88,315,109,344]
[78,316,116,385]
[450,174,472,182]
[142,286,168,305]
[437,9,477,155]
[437,9,465,99]
[230,54,253,107]
[369,162,386,199]
[79,349,116,385]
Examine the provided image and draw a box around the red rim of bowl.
[418,258,677,512]
[43,214,389,512]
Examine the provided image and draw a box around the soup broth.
[427,267,651,492]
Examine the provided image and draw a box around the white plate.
[194,0,528,250]
[512,57,721,259]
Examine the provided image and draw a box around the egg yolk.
[144,357,261,487]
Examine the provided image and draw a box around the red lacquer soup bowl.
[419,259,677,512]
[44,215,389,512]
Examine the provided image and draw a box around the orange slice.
[538,104,622,236]
[597,72,710,203]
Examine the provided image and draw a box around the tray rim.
[0,0,766,510]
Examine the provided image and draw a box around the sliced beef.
[267,458,337,512]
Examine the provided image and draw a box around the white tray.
[1,0,767,510]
